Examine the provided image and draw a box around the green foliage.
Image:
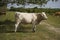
[0,0,7,6]
[9,7,60,15]
[7,0,58,6]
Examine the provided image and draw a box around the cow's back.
[15,12,37,23]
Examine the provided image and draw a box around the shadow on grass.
[0,20,15,25]
[0,20,33,33]
[0,20,15,33]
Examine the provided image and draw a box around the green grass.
[47,14,60,28]
[0,11,60,40]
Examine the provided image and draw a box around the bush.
[9,8,60,15]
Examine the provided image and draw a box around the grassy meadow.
[0,11,60,40]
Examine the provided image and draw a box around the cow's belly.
[21,19,32,24]
[21,17,33,24]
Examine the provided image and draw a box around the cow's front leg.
[32,21,36,32]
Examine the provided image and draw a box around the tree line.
[9,7,60,15]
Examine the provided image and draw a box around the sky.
[7,0,60,9]
[43,0,60,8]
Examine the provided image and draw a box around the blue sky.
[43,0,60,8]
[7,0,60,9]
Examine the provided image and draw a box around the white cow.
[15,12,48,32]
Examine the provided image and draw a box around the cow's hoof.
[15,31,17,32]
[15,31,16,32]
[33,31,35,32]
[32,30,35,32]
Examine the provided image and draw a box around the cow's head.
[36,12,48,24]
[41,12,48,20]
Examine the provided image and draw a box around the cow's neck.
[36,14,43,24]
